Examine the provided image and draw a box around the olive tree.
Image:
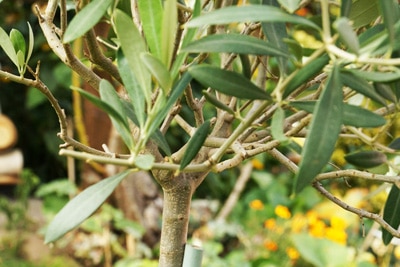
[1,0,400,266]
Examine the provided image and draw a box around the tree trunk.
[157,172,207,267]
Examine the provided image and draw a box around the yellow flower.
[325,227,347,245]
[275,205,291,219]
[309,220,326,238]
[291,214,308,233]
[251,158,264,170]
[249,199,264,210]
[394,246,400,260]
[264,240,278,251]
[330,216,347,230]
[264,218,276,230]
[286,247,300,260]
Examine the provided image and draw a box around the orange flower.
[264,218,276,230]
[295,7,310,17]
[275,205,291,219]
[286,247,300,260]
[249,199,264,210]
[264,240,278,251]
[251,158,264,170]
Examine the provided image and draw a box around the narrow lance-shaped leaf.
[140,52,172,94]
[137,0,163,60]
[283,54,330,98]
[341,0,352,17]
[63,0,113,43]
[262,0,291,76]
[113,9,151,104]
[117,50,146,128]
[45,170,133,244]
[271,106,288,143]
[171,0,201,80]
[340,70,386,105]
[333,17,360,54]
[161,0,177,67]
[189,65,271,100]
[290,101,386,128]
[379,0,400,48]
[186,5,320,30]
[148,72,193,138]
[26,22,34,65]
[202,90,235,115]
[382,185,400,245]
[344,151,387,168]
[346,68,400,83]
[0,27,19,69]
[99,79,135,151]
[277,0,301,13]
[294,64,343,193]
[180,120,211,170]
[182,34,288,57]
[72,86,134,151]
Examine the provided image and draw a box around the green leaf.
[382,185,400,245]
[44,170,133,244]
[340,70,386,105]
[262,0,291,77]
[283,54,330,98]
[140,52,172,94]
[161,0,177,67]
[99,79,135,150]
[137,0,163,60]
[170,0,201,80]
[189,65,271,100]
[16,50,25,73]
[63,0,113,43]
[292,233,350,267]
[72,86,134,150]
[346,68,400,83]
[277,0,301,13]
[290,101,386,128]
[180,120,211,170]
[10,29,26,57]
[389,138,400,150]
[341,0,352,17]
[151,130,172,156]
[378,0,400,48]
[374,82,397,103]
[271,107,288,143]
[349,0,379,28]
[333,17,360,54]
[0,27,19,68]
[202,90,235,115]
[113,9,151,104]
[148,72,193,137]
[186,5,320,30]
[182,34,288,57]
[134,154,155,170]
[345,151,387,168]
[294,64,343,193]
[26,22,34,64]
[117,50,146,128]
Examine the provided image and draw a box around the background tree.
[1,0,400,266]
